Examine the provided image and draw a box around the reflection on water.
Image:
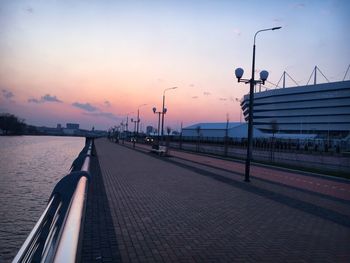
[0,136,84,262]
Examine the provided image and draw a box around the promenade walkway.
[132,142,350,202]
[82,138,350,262]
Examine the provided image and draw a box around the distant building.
[66,123,79,129]
[62,123,80,135]
[146,126,154,135]
[36,126,64,135]
[57,124,62,129]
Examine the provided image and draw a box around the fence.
[164,136,350,174]
[168,135,350,153]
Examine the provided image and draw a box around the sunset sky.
[0,0,349,131]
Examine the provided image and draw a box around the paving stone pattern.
[83,138,350,262]
[82,151,121,262]
[134,142,350,201]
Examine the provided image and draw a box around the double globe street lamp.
[235,26,282,182]
[136,103,147,137]
[153,107,167,142]
[161,87,178,145]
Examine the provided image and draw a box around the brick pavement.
[82,138,350,262]
[132,142,350,201]
[171,150,350,200]
[81,150,121,262]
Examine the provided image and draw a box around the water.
[0,136,85,262]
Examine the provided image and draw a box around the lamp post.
[130,117,138,148]
[235,26,281,182]
[136,104,147,139]
[153,107,167,143]
[124,111,134,135]
[120,121,125,144]
[161,87,177,145]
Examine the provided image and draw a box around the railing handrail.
[53,176,88,263]
[12,196,56,262]
[12,137,94,263]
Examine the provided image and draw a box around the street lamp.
[161,87,178,145]
[153,107,167,143]
[130,117,138,148]
[120,121,125,144]
[123,111,134,135]
[234,26,282,182]
[136,104,147,138]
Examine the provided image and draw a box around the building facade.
[241,80,350,139]
[66,123,80,129]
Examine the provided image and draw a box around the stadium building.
[241,80,350,139]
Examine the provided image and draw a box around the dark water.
[0,136,84,262]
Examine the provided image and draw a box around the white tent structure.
[182,122,265,139]
[182,122,318,139]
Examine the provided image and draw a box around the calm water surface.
[0,136,84,262]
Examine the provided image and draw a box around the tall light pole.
[124,111,134,135]
[120,121,125,144]
[136,104,147,138]
[130,117,138,148]
[161,87,177,145]
[235,26,282,182]
[153,107,166,143]
[126,115,129,132]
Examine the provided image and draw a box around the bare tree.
[270,120,279,137]
[269,120,279,161]
[166,126,171,147]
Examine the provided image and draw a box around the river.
[0,136,85,262]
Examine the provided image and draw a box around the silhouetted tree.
[0,113,26,135]
[165,126,172,147]
[166,126,171,135]
[270,120,279,137]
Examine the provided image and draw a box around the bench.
[151,144,167,156]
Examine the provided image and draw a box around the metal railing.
[13,138,94,263]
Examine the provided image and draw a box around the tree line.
[0,113,37,135]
